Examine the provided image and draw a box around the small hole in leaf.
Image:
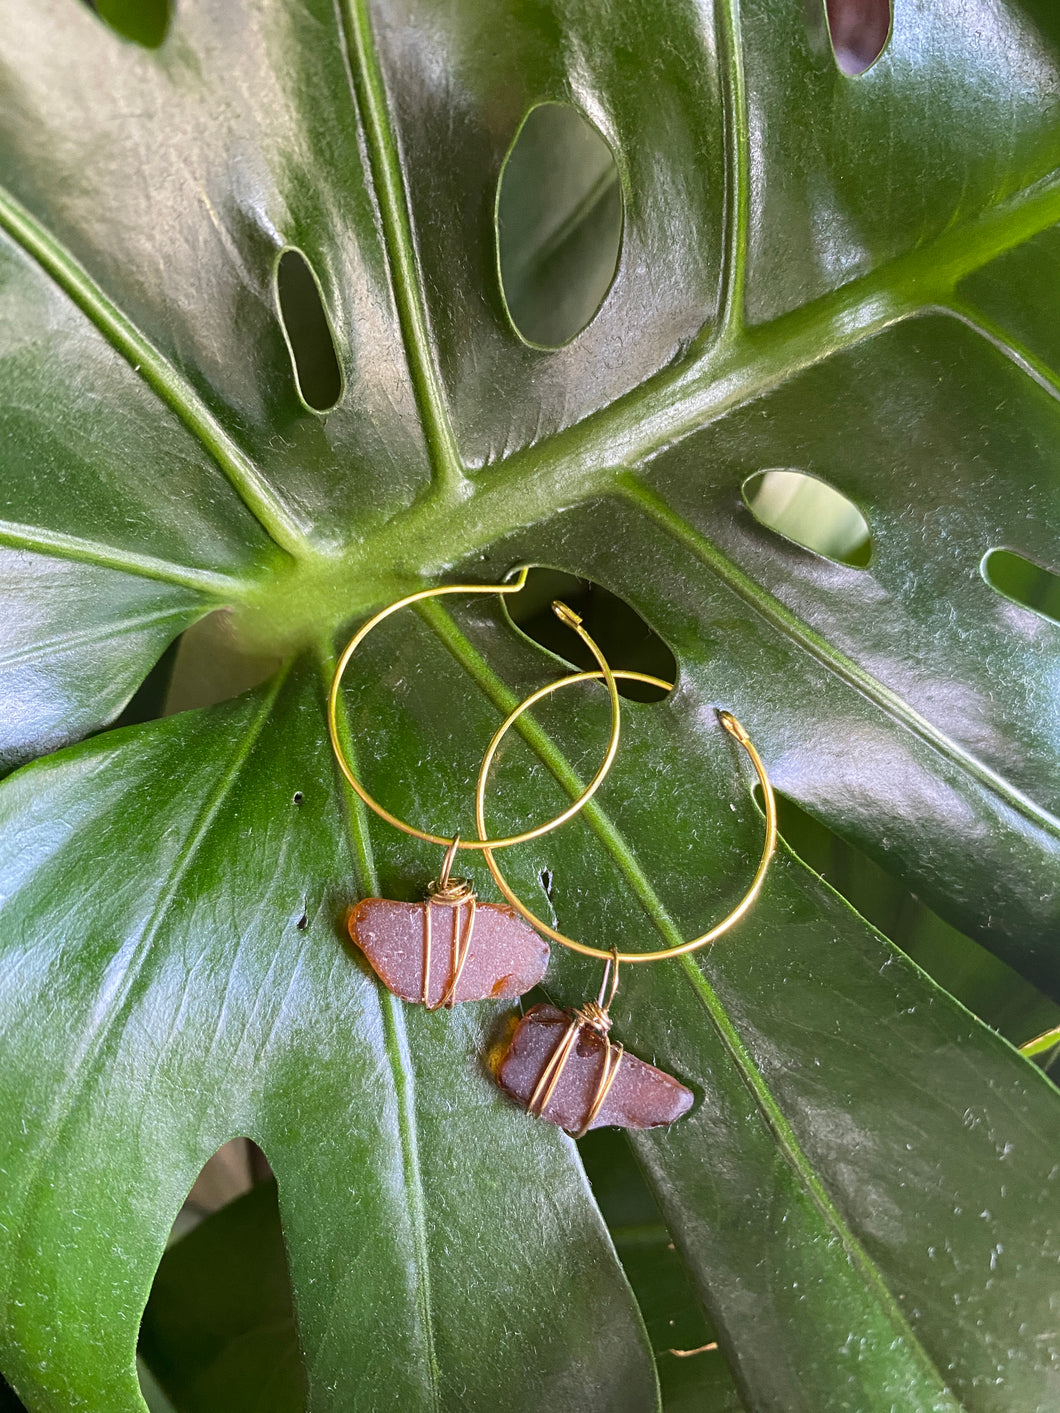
[293,791,304,806]
[83,0,171,48]
[755,786,1060,1048]
[540,868,554,900]
[139,1143,306,1409]
[497,103,623,348]
[825,0,891,75]
[743,469,872,567]
[296,910,308,931]
[275,249,343,412]
[981,548,1060,626]
[504,569,675,703]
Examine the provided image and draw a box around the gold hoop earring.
[476,669,777,1134]
[327,572,622,1010]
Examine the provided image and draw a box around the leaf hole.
[105,612,281,738]
[503,568,675,702]
[111,634,183,730]
[742,469,872,567]
[163,611,282,715]
[540,867,554,900]
[292,791,304,806]
[82,0,171,48]
[275,249,343,413]
[981,548,1060,626]
[139,1143,306,1409]
[579,1130,737,1407]
[755,785,1060,1046]
[825,0,892,76]
[0,1370,28,1410]
[496,102,624,348]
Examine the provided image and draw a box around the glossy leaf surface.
[1,1,1059,1410]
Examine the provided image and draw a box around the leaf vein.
[0,518,249,598]
[317,646,442,1411]
[333,0,466,498]
[0,183,307,558]
[621,476,1060,843]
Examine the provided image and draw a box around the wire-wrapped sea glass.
[496,1003,693,1133]
[350,897,549,1007]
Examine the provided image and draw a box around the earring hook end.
[718,710,750,745]
[552,600,583,629]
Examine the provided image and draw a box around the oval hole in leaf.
[756,785,1060,1047]
[825,0,891,76]
[84,0,171,49]
[504,568,675,703]
[139,1143,306,1409]
[496,103,623,348]
[275,249,343,413]
[742,469,872,567]
[981,548,1060,626]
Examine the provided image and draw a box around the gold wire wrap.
[474,670,777,964]
[422,896,477,1010]
[527,951,625,1138]
[327,569,622,852]
[422,837,477,1009]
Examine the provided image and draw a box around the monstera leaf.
[1,0,1058,1409]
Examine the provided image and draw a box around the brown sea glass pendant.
[496,999,693,1137]
[349,870,548,1010]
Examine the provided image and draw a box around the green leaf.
[0,667,657,1411]
[91,1,171,50]
[1,0,1059,1409]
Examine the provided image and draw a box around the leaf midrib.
[320,649,442,1412]
[334,0,466,499]
[420,601,960,1405]
[713,0,750,339]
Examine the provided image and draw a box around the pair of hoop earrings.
[327,571,777,1138]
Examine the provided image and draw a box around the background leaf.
[1,0,1058,1409]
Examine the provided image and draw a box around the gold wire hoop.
[327,569,622,851]
[474,670,777,962]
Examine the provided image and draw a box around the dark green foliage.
[0,1,1058,1409]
